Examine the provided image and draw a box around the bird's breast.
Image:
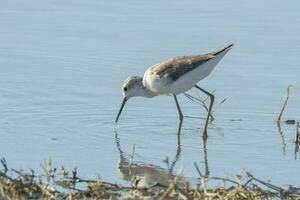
[143,70,173,95]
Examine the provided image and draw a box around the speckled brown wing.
[150,44,233,81]
[150,54,214,81]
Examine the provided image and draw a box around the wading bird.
[116,44,233,137]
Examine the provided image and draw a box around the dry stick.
[193,162,207,194]
[0,158,7,173]
[277,85,292,122]
[276,123,287,153]
[0,171,14,181]
[194,161,240,186]
[159,176,178,200]
[178,192,188,200]
[245,171,284,193]
[193,162,203,177]
[184,92,227,122]
[295,122,300,160]
[296,122,300,144]
[294,144,299,160]
[209,176,239,185]
[184,93,214,121]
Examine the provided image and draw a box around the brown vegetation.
[1,158,300,200]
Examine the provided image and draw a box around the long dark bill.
[115,97,128,123]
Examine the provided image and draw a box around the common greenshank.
[116,44,233,136]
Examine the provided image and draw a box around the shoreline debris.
[1,158,300,199]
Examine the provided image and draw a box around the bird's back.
[148,44,233,81]
[143,44,233,95]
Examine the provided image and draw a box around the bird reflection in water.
[201,136,210,178]
[114,121,185,188]
[115,121,211,188]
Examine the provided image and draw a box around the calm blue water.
[0,0,300,187]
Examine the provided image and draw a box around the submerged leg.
[194,85,215,139]
[169,120,182,176]
[173,95,184,121]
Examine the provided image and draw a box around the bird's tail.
[213,44,234,56]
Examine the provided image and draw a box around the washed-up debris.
[1,158,300,200]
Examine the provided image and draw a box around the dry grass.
[1,159,300,200]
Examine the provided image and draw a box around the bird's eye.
[123,87,128,92]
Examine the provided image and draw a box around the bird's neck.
[138,80,156,98]
[140,84,156,98]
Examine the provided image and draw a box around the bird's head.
[121,76,144,99]
[115,76,143,123]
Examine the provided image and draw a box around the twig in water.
[194,162,207,194]
[72,166,78,180]
[276,122,287,154]
[184,91,227,122]
[294,143,299,160]
[0,158,7,173]
[193,162,203,178]
[209,176,239,185]
[277,85,292,123]
[295,122,300,160]
[296,122,300,144]
[245,171,289,197]
[185,93,214,121]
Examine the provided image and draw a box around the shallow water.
[0,0,300,187]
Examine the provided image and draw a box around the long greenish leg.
[194,85,215,139]
[173,95,184,122]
